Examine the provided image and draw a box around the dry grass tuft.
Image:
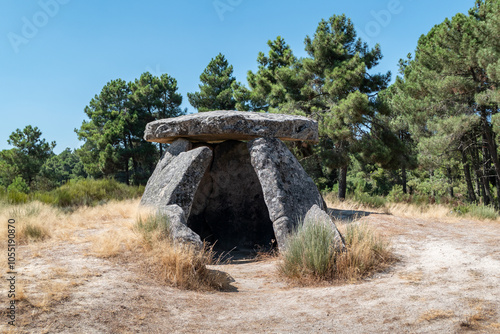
[0,202,57,245]
[333,222,396,281]
[419,309,455,322]
[134,213,231,291]
[90,225,137,258]
[459,301,497,330]
[278,221,396,284]
[143,241,230,291]
[398,270,424,284]
[386,202,451,220]
[29,280,72,310]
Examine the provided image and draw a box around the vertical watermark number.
[6,218,16,326]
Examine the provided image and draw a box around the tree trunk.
[401,165,407,194]
[481,109,500,208]
[472,140,486,203]
[124,158,130,186]
[128,134,138,185]
[447,167,454,198]
[338,165,348,200]
[461,149,476,203]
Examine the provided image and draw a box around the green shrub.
[7,176,30,194]
[6,190,30,204]
[387,185,410,203]
[352,192,386,209]
[453,204,498,220]
[37,178,144,208]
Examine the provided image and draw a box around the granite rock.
[144,110,318,144]
[158,204,203,249]
[140,144,213,221]
[303,204,346,251]
[247,137,325,248]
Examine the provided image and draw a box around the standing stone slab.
[144,110,319,144]
[141,138,192,204]
[158,205,203,249]
[304,204,346,251]
[248,137,325,248]
[140,144,213,221]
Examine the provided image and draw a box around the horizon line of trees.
[1,0,498,209]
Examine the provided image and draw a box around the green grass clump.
[23,222,49,241]
[453,204,498,220]
[279,221,395,283]
[279,222,337,279]
[135,213,171,244]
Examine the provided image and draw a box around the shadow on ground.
[327,207,381,223]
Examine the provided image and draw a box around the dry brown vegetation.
[1,199,499,333]
[133,212,231,291]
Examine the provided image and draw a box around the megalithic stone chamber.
[140,110,344,251]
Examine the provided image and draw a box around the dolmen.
[140,110,344,251]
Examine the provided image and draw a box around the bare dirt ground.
[2,208,500,333]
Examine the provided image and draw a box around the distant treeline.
[1,0,499,209]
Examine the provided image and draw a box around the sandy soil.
[2,210,500,333]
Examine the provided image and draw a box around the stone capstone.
[303,204,346,251]
[247,137,326,248]
[144,110,319,144]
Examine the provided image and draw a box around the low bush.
[352,192,387,209]
[5,189,30,204]
[42,178,144,207]
[30,178,143,208]
[387,185,410,203]
[453,203,498,220]
[1,178,144,208]
[279,220,395,283]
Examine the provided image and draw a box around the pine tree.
[237,15,391,199]
[188,53,237,111]
[4,125,56,187]
[387,0,500,205]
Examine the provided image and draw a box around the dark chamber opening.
[187,141,275,251]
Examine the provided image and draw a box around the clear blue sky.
[0,0,474,154]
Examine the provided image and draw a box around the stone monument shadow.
[327,207,381,223]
